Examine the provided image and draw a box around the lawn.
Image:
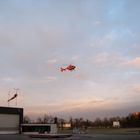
[87,127,140,134]
[58,128,140,135]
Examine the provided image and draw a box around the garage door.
[0,114,19,134]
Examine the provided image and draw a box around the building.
[113,121,120,128]
[0,106,23,134]
[131,112,140,117]
[21,123,57,134]
[0,106,58,134]
[62,123,71,128]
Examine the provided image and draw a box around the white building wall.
[113,121,120,128]
[0,114,19,134]
[50,124,57,134]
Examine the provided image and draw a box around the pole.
[8,91,10,107]
[16,96,17,106]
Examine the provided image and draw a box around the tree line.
[23,112,140,128]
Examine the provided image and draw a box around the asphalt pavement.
[0,134,140,140]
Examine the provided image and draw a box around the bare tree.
[23,116,31,124]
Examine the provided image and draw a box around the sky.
[0,0,140,121]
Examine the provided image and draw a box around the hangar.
[0,106,23,134]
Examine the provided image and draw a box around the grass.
[58,128,140,135]
[87,127,140,135]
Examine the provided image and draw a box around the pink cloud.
[24,96,121,119]
[126,57,140,67]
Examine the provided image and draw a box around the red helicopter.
[60,64,76,72]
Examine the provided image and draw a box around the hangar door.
[0,114,19,134]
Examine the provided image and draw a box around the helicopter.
[60,64,76,72]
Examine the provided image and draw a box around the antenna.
[14,88,20,93]
[8,90,11,107]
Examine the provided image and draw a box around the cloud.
[2,77,14,82]
[0,30,15,46]
[24,94,140,120]
[25,76,57,84]
[89,52,125,68]
[93,20,102,25]
[127,84,140,95]
[47,59,58,64]
[73,74,88,80]
[0,0,140,121]
[71,55,80,61]
[126,57,140,67]
[44,76,57,82]
[132,85,140,94]
[89,28,135,52]
[24,96,121,118]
